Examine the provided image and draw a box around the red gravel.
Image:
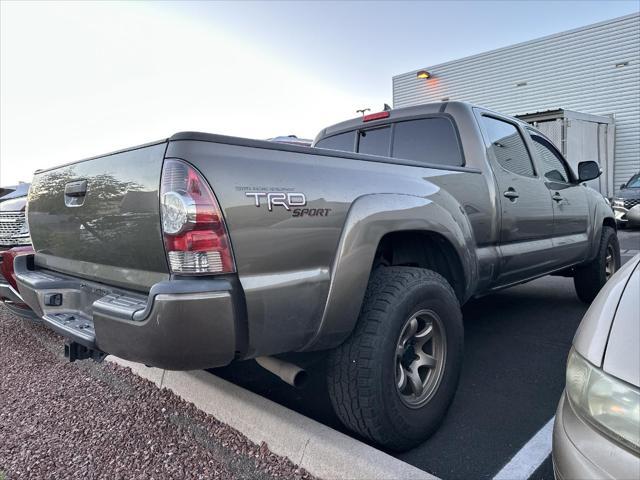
[0,307,316,480]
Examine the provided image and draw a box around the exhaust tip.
[292,369,309,388]
[256,356,308,388]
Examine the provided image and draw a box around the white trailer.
[516,109,615,198]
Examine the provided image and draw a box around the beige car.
[553,254,640,479]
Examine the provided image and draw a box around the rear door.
[477,113,556,285]
[27,142,169,291]
[527,131,590,266]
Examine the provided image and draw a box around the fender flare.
[300,193,478,351]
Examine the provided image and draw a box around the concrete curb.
[106,356,436,480]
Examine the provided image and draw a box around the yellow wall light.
[416,70,432,79]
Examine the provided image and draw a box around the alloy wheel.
[395,309,447,408]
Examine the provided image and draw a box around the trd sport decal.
[245,192,306,210]
[245,192,331,217]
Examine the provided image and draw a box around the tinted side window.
[481,116,535,177]
[358,127,391,157]
[315,131,355,152]
[392,118,462,166]
[530,134,570,183]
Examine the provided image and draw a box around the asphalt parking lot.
[213,229,640,480]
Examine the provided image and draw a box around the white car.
[553,254,640,479]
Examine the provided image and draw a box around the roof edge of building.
[392,12,639,80]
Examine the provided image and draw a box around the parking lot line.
[492,417,555,480]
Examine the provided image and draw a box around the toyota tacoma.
[15,102,618,450]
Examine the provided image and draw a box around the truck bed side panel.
[166,139,493,357]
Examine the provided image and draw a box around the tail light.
[160,159,235,274]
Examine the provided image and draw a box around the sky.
[1,0,638,185]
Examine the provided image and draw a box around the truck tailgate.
[27,141,169,291]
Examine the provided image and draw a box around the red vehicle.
[0,246,35,318]
[0,183,36,319]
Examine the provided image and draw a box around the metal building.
[392,13,639,195]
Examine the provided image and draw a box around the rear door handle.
[503,189,519,200]
[552,193,564,202]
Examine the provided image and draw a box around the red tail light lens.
[160,159,235,274]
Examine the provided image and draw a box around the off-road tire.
[574,226,620,303]
[326,266,463,451]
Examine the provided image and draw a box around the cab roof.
[316,100,541,144]
[319,102,448,138]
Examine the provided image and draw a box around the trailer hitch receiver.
[64,341,106,363]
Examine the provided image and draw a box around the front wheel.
[574,226,620,303]
[326,267,463,451]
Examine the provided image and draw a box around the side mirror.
[578,161,601,182]
[620,183,626,190]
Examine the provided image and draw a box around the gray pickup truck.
[16,102,618,450]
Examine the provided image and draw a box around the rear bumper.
[14,255,245,370]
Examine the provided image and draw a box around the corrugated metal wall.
[392,14,640,192]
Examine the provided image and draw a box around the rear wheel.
[574,226,620,303]
[326,267,463,451]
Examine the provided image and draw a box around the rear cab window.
[392,118,462,167]
[315,115,464,168]
[315,131,356,151]
[358,126,391,157]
